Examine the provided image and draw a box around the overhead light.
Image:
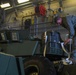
[17,0,29,3]
[0,3,10,8]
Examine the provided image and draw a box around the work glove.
[64,38,72,45]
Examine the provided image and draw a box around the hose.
[61,43,70,59]
[43,31,47,57]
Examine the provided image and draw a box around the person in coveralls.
[55,14,76,64]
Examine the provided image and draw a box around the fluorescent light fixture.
[17,0,29,3]
[1,3,10,8]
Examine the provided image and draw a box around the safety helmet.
[54,15,62,25]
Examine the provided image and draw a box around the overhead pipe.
[4,0,63,11]
[58,0,63,7]
[12,0,18,17]
[48,0,51,10]
[4,1,33,11]
[4,0,50,11]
